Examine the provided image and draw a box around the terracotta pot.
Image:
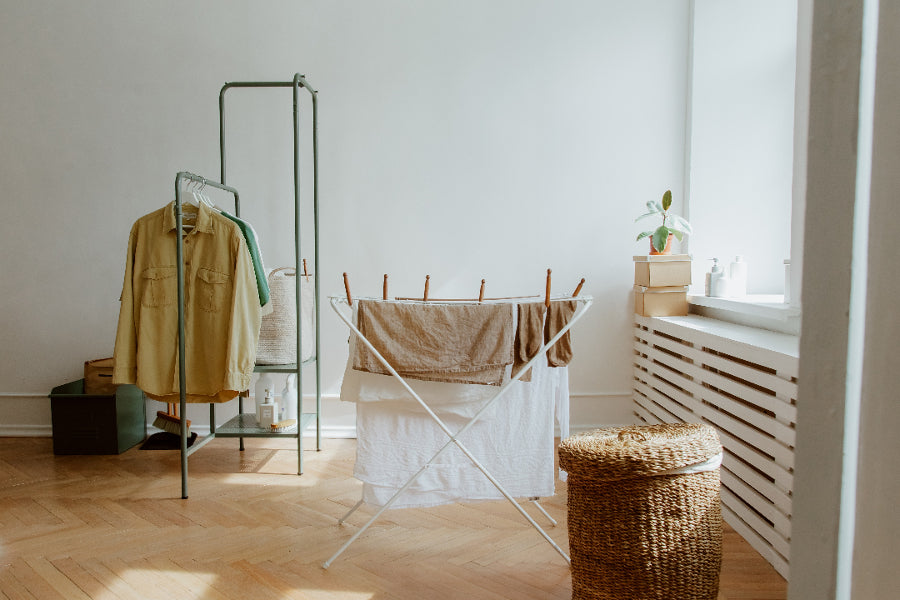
[649,233,674,255]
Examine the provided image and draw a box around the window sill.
[687,294,801,335]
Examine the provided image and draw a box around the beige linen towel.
[513,302,548,382]
[352,300,515,386]
[544,300,577,367]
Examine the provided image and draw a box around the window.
[683,1,801,322]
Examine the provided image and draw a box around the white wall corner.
[567,392,635,435]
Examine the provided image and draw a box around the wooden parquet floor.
[0,436,786,599]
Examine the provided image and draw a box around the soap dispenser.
[705,259,723,297]
[258,388,278,428]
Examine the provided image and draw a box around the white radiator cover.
[632,314,798,579]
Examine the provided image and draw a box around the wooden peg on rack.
[573,278,585,297]
[478,279,486,302]
[302,259,310,281]
[423,275,431,302]
[383,274,389,300]
[545,269,552,308]
[343,272,353,306]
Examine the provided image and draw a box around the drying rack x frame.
[173,74,322,500]
[324,294,593,568]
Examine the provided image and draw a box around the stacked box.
[633,254,691,317]
[84,357,116,395]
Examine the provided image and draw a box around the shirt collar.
[163,199,216,234]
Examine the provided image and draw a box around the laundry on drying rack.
[339,298,574,508]
[326,291,591,568]
[351,299,515,386]
[347,358,566,508]
[545,299,577,367]
[513,302,547,381]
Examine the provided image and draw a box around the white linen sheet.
[340,311,569,509]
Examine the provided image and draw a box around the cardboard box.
[84,357,117,395]
[48,379,146,454]
[633,254,692,287]
[634,285,689,317]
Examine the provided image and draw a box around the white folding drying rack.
[324,292,593,568]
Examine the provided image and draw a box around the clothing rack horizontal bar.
[221,79,318,95]
[175,172,240,197]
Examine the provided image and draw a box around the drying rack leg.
[323,442,454,569]
[323,432,571,569]
[337,499,365,525]
[529,497,558,527]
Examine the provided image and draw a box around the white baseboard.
[0,424,53,437]
[0,391,634,439]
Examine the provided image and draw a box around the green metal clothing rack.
[175,74,321,499]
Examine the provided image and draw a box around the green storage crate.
[48,379,147,455]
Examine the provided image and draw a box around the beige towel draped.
[513,302,547,382]
[545,300,577,367]
[352,300,515,386]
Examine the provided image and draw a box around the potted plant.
[635,189,692,255]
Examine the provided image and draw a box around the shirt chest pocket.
[197,267,230,312]
[140,266,176,308]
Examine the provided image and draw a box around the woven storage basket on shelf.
[558,423,723,600]
[256,267,315,365]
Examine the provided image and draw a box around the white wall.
[0,0,689,435]
[688,0,797,294]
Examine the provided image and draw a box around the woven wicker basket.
[256,267,315,365]
[558,423,723,600]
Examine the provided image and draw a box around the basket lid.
[558,423,721,482]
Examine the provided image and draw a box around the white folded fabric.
[340,306,569,508]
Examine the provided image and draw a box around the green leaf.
[672,214,693,234]
[661,190,672,211]
[636,230,653,242]
[646,200,662,213]
[651,227,670,253]
[672,230,684,242]
[635,211,660,223]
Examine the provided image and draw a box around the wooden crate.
[84,357,117,395]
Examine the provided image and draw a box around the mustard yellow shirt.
[113,201,262,403]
